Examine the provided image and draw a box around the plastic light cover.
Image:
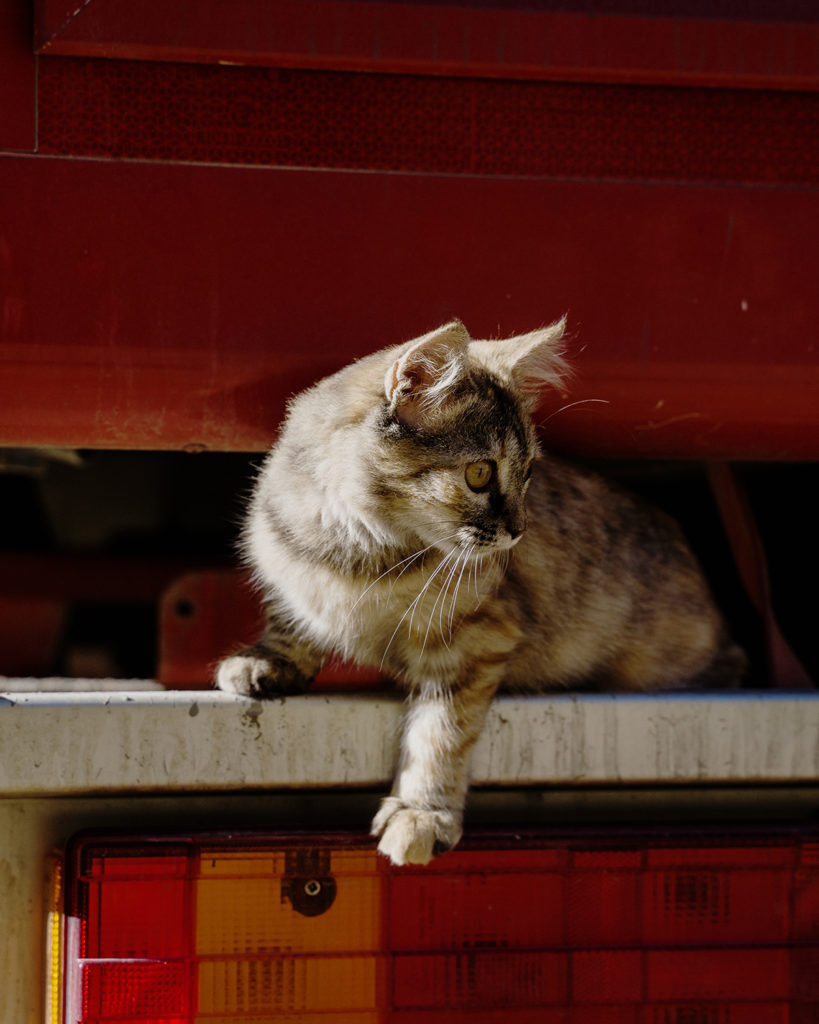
[62,829,819,1023]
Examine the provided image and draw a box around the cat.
[216,319,745,865]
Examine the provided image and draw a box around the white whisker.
[408,547,458,637]
[470,549,486,607]
[433,547,467,650]
[346,531,461,621]
[380,547,458,669]
[421,548,462,655]
[538,398,610,426]
[447,544,474,639]
[470,554,480,605]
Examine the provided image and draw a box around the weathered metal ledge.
[1,688,818,797]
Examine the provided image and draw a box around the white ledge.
[1,689,818,796]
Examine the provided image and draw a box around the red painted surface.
[0,551,210,603]
[0,5,813,689]
[158,570,385,688]
[0,596,65,676]
[34,0,819,92]
[35,57,819,189]
[0,0,35,151]
[4,4,819,460]
[158,570,263,689]
[1,155,818,459]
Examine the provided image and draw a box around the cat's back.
[503,456,729,691]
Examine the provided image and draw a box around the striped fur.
[216,320,745,865]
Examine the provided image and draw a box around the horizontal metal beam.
[34,0,819,92]
[2,689,819,796]
[3,157,818,458]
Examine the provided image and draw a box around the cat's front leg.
[371,674,500,866]
[215,603,324,699]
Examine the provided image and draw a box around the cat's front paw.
[371,797,462,866]
[215,647,312,699]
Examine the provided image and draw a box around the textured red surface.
[2,154,818,458]
[36,56,819,188]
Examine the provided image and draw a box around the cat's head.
[375,318,568,555]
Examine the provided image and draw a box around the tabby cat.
[216,319,744,865]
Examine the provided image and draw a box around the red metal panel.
[0,596,65,676]
[0,551,207,603]
[0,0,36,152]
[35,56,819,189]
[158,570,385,688]
[33,0,819,92]
[1,155,817,458]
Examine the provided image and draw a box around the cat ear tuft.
[470,317,571,410]
[385,320,472,428]
[509,317,571,401]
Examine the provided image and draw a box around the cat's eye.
[465,460,494,492]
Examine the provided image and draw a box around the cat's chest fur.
[245,496,507,676]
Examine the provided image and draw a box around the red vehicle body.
[1,2,818,1022]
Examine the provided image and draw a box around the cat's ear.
[385,320,471,428]
[471,318,570,410]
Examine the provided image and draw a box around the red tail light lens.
[61,829,819,1022]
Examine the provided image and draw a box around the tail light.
[53,828,819,1022]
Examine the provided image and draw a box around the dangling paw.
[371,797,462,866]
